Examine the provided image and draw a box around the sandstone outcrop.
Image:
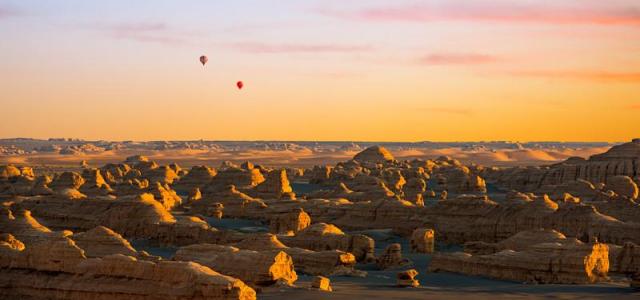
[279,223,375,262]
[397,269,419,287]
[311,276,332,291]
[430,236,610,284]
[0,235,256,299]
[174,243,297,286]
[410,228,434,253]
[353,145,395,163]
[232,233,360,276]
[72,226,138,258]
[376,243,410,270]
[269,208,311,235]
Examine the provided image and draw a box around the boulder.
[397,269,419,287]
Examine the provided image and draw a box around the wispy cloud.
[317,2,640,26]
[95,22,192,45]
[0,5,21,19]
[227,42,373,54]
[628,103,640,110]
[420,53,499,65]
[510,70,640,83]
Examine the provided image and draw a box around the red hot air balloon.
[236,81,244,90]
[199,55,208,66]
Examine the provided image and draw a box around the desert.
[2,1,639,299]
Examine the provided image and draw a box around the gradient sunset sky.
[1,0,639,142]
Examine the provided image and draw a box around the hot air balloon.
[236,81,244,90]
[199,55,208,66]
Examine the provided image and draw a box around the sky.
[0,0,639,142]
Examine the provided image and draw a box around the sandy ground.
[0,146,612,169]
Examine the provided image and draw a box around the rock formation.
[410,228,434,253]
[174,244,298,286]
[269,208,311,235]
[397,269,419,287]
[376,243,410,270]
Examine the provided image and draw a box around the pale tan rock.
[206,167,265,191]
[311,276,332,291]
[174,165,217,194]
[410,228,434,253]
[430,239,610,284]
[174,243,297,286]
[72,226,138,258]
[194,185,267,217]
[251,169,295,199]
[146,182,182,210]
[0,235,256,300]
[269,208,311,235]
[143,165,178,184]
[353,145,395,163]
[233,233,360,276]
[280,223,375,262]
[397,269,419,287]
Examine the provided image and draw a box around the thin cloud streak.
[227,42,373,54]
[0,6,21,19]
[510,70,640,83]
[317,2,640,26]
[95,22,193,45]
[420,53,499,65]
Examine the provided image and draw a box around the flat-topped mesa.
[173,244,298,286]
[0,234,257,299]
[173,165,218,194]
[232,233,361,277]
[430,234,610,284]
[204,166,265,192]
[485,139,640,192]
[279,223,375,262]
[353,145,395,163]
[192,185,267,218]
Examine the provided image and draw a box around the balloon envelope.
[236,81,244,89]
[199,55,208,66]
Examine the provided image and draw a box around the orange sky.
[1,1,639,142]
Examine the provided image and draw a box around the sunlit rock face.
[353,145,395,164]
[0,206,256,300]
[173,165,217,194]
[430,230,610,284]
[484,139,640,192]
[269,208,311,235]
[174,244,298,286]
